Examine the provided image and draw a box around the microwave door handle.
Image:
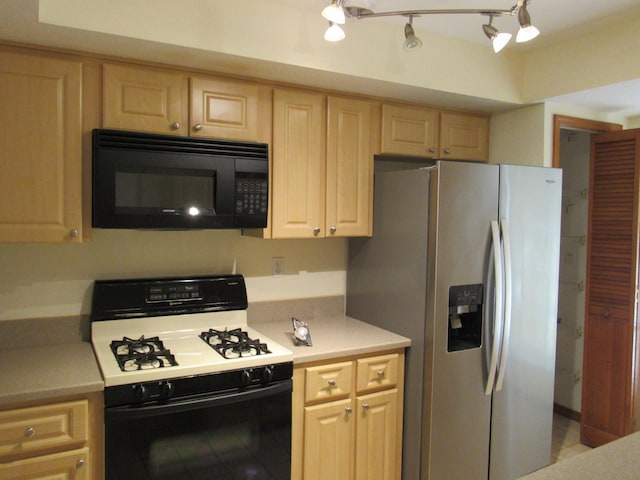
[485,219,504,396]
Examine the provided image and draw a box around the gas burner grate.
[110,336,178,371]
[199,328,271,359]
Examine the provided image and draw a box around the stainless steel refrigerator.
[346,161,562,480]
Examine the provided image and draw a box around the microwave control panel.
[235,177,268,216]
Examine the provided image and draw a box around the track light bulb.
[322,1,346,25]
[516,2,540,43]
[482,16,511,53]
[403,16,423,51]
[324,22,346,42]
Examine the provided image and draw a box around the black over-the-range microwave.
[92,129,269,230]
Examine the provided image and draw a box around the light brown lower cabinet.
[0,393,103,480]
[292,351,405,480]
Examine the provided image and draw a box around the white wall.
[0,230,347,321]
[489,104,547,166]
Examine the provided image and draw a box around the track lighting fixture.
[321,0,346,25]
[324,21,346,42]
[404,15,423,51]
[482,15,512,53]
[322,0,539,53]
[516,1,540,42]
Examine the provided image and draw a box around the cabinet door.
[439,112,489,161]
[0,447,89,480]
[190,77,270,141]
[103,63,188,135]
[355,389,400,480]
[0,400,88,460]
[0,50,82,242]
[304,399,354,480]
[271,89,326,238]
[381,104,438,157]
[326,97,374,237]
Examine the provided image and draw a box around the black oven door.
[104,381,292,480]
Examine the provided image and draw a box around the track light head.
[516,1,540,42]
[482,15,512,53]
[322,0,346,25]
[324,21,346,42]
[403,15,423,51]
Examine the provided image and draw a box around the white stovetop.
[91,310,293,387]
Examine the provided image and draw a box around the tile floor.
[551,413,592,463]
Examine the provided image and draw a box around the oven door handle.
[105,380,292,421]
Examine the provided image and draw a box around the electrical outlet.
[272,257,284,276]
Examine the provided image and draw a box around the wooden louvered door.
[581,128,640,447]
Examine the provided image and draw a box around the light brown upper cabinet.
[103,64,271,143]
[440,112,489,161]
[269,90,376,239]
[381,104,439,158]
[271,89,326,239]
[0,49,83,242]
[381,103,489,161]
[103,63,189,135]
[190,77,271,142]
[326,96,376,238]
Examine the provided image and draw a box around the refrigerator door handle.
[485,219,504,396]
[495,217,512,392]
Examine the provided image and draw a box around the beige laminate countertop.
[0,342,104,406]
[518,431,640,479]
[251,314,411,364]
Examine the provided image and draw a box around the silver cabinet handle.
[313,227,321,235]
[377,370,385,378]
[444,148,451,154]
[362,403,370,410]
[328,379,337,387]
[345,406,353,414]
[193,123,203,132]
[329,225,337,234]
[25,427,35,437]
[76,459,86,469]
[69,229,79,238]
[170,122,181,130]
[429,146,436,153]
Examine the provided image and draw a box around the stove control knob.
[134,384,150,402]
[162,381,175,399]
[241,369,253,386]
[262,366,274,383]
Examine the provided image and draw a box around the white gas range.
[92,310,293,388]
[91,274,294,480]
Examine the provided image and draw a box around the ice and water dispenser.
[447,284,484,352]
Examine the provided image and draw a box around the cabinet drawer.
[0,400,88,460]
[356,354,399,393]
[305,361,353,404]
[0,447,89,480]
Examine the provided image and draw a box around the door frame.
[552,115,622,168]
[551,114,622,421]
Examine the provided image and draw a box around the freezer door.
[489,165,562,479]
[425,161,499,480]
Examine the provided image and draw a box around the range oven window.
[105,384,291,480]
[115,167,216,216]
